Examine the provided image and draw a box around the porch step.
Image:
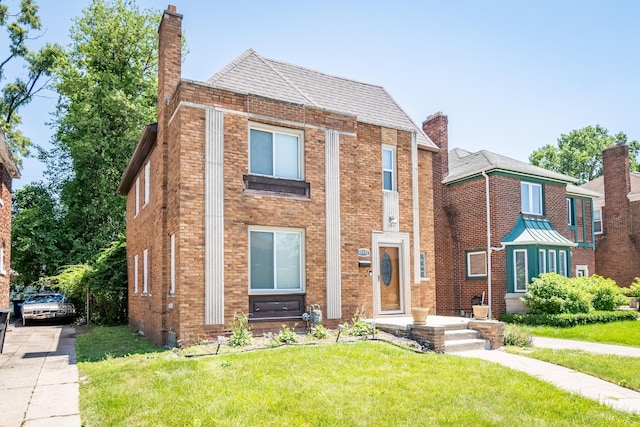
[445,338,488,352]
[444,329,480,341]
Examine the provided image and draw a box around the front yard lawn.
[520,320,640,346]
[78,330,640,426]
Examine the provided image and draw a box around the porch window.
[249,126,302,180]
[558,250,567,277]
[521,182,542,215]
[249,227,304,292]
[538,249,546,274]
[549,250,557,273]
[514,249,528,292]
[466,250,487,278]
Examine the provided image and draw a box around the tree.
[47,0,159,263]
[529,125,640,184]
[11,182,68,287]
[0,0,63,162]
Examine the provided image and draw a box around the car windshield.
[24,294,65,304]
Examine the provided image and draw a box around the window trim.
[133,254,139,294]
[521,181,543,215]
[567,198,575,227]
[170,234,176,295]
[142,249,149,295]
[382,145,397,192]
[466,250,488,278]
[143,161,150,207]
[538,249,546,275]
[248,123,304,180]
[558,250,567,277]
[514,249,528,292]
[548,249,557,273]
[593,207,603,235]
[419,252,427,279]
[135,177,140,217]
[248,226,306,294]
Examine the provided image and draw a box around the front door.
[379,246,401,312]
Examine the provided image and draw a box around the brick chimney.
[423,112,449,180]
[158,5,182,128]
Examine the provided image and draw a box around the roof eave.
[118,124,158,195]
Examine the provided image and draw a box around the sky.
[9,0,640,190]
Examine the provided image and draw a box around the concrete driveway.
[0,321,80,427]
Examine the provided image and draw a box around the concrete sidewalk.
[457,340,640,415]
[0,321,80,427]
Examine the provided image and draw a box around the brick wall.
[0,166,11,308]
[595,144,640,287]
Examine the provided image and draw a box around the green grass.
[77,335,640,426]
[75,325,163,362]
[508,347,640,392]
[520,320,640,346]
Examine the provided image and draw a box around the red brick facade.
[594,144,640,287]
[424,114,596,318]
[0,131,19,310]
[120,7,438,347]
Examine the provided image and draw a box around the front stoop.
[444,328,488,352]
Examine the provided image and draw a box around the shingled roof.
[444,147,577,184]
[206,49,436,149]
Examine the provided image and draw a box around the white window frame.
[143,249,149,294]
[170,234,176,295]
[143,161,150,207]
[466,251,487,278]
[514,249,528,292]
[593,207,603,234]
[0,242,6,276]
[558,250,567,277]
[576,265,588,277]
[521,182,543,215]
[382,145,396,191]
[248,226,305,294]
[538,249,546,275]
[135,177,140,217]
[548,249,557,273]
[419,252,427,279]
[248,123,304,180]
[567,198,574,226]
[133,254,139,294]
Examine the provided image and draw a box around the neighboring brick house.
[423,113,597,318]
[0,130,20,309]
[580,143,640,287]
[118,6,439,347]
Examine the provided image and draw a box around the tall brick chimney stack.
[158,5,182,128]
[423,112,449,180]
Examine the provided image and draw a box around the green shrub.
[228,313,253,347]
[504,324,532,347]
[500,310,637,327]
[347,310,377,337]
[309,324,329,340]
[629,278,640,298]
[574,275,628,311]
[273,324,299,344]
[523,273,592,314]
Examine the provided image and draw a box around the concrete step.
[445,329,479,341]
[445,338,488,353]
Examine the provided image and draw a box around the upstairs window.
[382,146,396,191]
[249,126,302,180]
[521,182,542,215]
[567,198,575,226]
[593,208,603,234]
[144,161,150,206]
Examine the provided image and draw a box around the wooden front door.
[379,246,401,311]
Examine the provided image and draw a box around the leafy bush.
[309,324,329,340]
[228,313,253,347]
[523,273,592,314]
[574,275,628,311]
[273,324,299,344]
[629,278,640,298]
[347,310,377,337]
[504,324,532,347]
[500,310,638,327]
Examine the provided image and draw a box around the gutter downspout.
[482,170,493,319]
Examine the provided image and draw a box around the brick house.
[118,6,439,347]
[423,113,597,318]
[0,130,20,309]
[580,143,640,287]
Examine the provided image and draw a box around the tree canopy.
[0,0,63,162]
[529,125,640,184]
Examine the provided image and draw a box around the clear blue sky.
[11,0,640,190]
